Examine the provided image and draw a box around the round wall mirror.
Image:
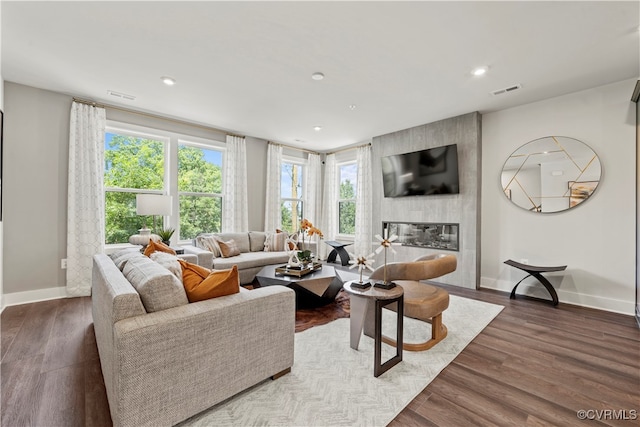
[501,136,601,213]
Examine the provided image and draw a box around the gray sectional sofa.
[91,250,295,427]
[183,231,317,285]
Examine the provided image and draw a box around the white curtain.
[222,135,249,232]
[67,102,106,297]
[264,143,282,231]
[319,153,338,259]
[354,145,373,257]
[304,152,322,226]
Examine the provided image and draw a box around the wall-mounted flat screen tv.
[381,144,459,197]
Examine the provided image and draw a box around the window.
[104,129,167,244]
[178,142,223,240]
[104,123,224,245]
[338,162,357,235]
[280,160,304,233]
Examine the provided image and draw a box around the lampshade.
[136,194,172,216]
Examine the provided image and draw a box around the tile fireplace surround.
[383,221,459,252]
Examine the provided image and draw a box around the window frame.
[336,160,357,239]
[280,156,307,233]
[176,139,225,241]
[104,121,225,248]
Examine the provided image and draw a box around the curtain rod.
[268,141,320,156]
[72,97,245,138]
[327,142,372,155]
[269,141,372,156]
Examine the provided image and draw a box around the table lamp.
[128,194,172,246]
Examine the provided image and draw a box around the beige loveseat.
[91,250,295,427]
[183,231,317,285]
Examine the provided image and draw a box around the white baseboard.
[1,287,69,312]
[480,277,634,316]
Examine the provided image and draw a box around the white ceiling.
[2,1,638,152]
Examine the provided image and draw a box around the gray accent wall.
[371,112,481,289]
[4,83,71,294]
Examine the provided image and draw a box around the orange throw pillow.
[143,239,177,257]
[178,260,240,303]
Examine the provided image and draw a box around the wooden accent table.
[343,281,404,377]
[256,264,343,308]
[504,259,567,306]
[325,241,352,266]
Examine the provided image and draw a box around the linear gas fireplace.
[382,221,459,252]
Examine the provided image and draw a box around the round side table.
[343,280,404,377]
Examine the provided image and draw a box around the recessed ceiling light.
[348,104,357,110]
[472,67,488,77]
[161,76,176,86]
[313,126,322,132]
[311,72,325,81]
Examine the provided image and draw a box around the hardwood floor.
[1,287,638,426]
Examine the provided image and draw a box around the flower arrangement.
[298,219,323,263]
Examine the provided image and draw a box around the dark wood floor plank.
[388,408,438,427]
[0,304,30,361]
[2,299,60,364]
[501,308,640,348]
[505,306,640,341]
[84,358,112,427]
[403,388,432,413]
[84,297,100,362]
[462,341,510,365]
[1,354,46,427]
[481,323,639,379]
[427,371,529,426]
[550,355,640,397]
[472,329,557,364]
[35,364,86,427]
[482,330,640,399]
[492,314,639,367]
[440,365,609,427]
[453,351,629,424]
[415,392,497,427]
[42,298,88,372]
[476,323,639,397]
[502,355,640,410]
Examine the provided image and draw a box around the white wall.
[1,71,4,310]
[481,79,637,315]
[1,0,4,310]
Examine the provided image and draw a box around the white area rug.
[180,295,503,427]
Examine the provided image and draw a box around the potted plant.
[157,227,175,246]
[298,219,323,266]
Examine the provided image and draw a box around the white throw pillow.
[196,234,222,257]
[150,251,183,283]
[264,231,288,252]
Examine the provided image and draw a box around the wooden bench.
[504,259,567,306]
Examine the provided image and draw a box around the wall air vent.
[491,84,522,96]
[107,90,136,101]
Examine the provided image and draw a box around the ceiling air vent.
[107,90,136,101]
[491,84,522,96]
